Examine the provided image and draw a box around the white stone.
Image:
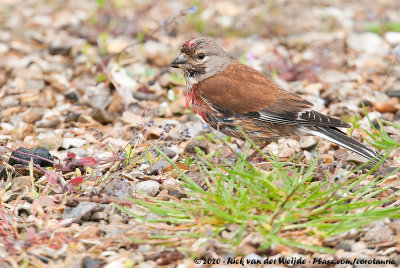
[111,66,138,90]
[61,138,86,149]
[351,241,367,252]
[319,70,352,84]
[104,259,128,268]
[161,177,181,192]
[347,32,389,54]
[135,180,160,197]
[385,31,400,45]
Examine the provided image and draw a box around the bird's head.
[170,38,231,81]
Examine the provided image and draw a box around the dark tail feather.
[309,126,381,164]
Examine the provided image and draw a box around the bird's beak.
[170,54,188,69]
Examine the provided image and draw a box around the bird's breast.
[184,84,205,120]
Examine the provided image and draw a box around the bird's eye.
[197,53,205,60]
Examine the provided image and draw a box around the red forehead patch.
[181,39,202,53]
[183,39,197,48]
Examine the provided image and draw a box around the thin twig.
[0,151,65,186]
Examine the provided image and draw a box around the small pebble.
[351,241,367,252]
[136,180,160,197]
[336,241,352,251]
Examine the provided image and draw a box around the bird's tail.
[308,126,381,164]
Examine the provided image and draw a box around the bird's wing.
[199,61,350,128]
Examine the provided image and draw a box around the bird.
[170,38,381,163]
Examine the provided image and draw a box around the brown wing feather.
[198,61,350,128]
[198,61,310,114]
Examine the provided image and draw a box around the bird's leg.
[246,141,271,162]
[218,141,239,165]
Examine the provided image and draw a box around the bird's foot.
[246,143,270,162]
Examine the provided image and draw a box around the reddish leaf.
[67,152,76,159]
[62,156,98,172]
[76,156,97,166]
[68,176,83,187]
